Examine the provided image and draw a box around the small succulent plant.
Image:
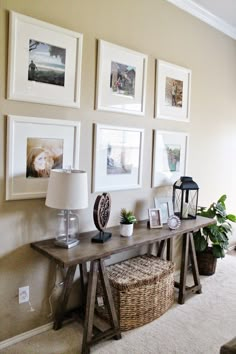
[120,208,137,225]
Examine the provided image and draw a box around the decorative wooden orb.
[92,192,112,243]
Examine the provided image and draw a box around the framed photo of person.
[96,40,148,115]
[148,208,162,229]
[155,60,191,121]
[6,115,80,200]
[152,130,188,187]
[154,197,174,224]
[7,11,83,107]
[93,124,144,192]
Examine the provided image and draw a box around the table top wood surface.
[31,216,215,268]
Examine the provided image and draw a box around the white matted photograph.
[152,130,188,187]
[6,115,80,200]
[148,208,162,229]
[154,197,174,224]
[93,124,144,192]
[7,11,83,107]
[96,40,148,115]
[155,60,191,121]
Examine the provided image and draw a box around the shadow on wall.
[0,199,54,259]
[0,243,81,342]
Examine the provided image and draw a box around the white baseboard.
[0,322,53,350]
[228,245,236,251]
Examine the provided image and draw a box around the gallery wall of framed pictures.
[155,60,191,122]
[4,10,193,199]
[96,40,148,116]
[7,11,83,108]
[152,130,188,188]
[92,124,144,192]
[6,115,80,200]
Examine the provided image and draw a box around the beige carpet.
[1,253,236,354]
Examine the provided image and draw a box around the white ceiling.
[167,0,236,39]
[193,0,236,27]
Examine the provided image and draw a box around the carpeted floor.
[1,253,236,354]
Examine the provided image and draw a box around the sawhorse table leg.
[176,232,202,304]
[82,258,121,354]
[53,265,77,330]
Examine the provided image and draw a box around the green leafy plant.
[120,208,137,225]
[194,195,236,258]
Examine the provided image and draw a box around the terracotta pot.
[196,247,217,276]
[120,223,134,237]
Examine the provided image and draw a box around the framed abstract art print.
[6,115,80,200]
[152,130,188,187]
[93,124,144,192]
[156,60,191,121]
[96,40,147,115]
[7,11,83,107]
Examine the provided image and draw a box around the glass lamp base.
[54,238,80,248]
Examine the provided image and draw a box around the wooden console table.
[31,216,215,354]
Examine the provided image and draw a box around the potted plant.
[194,194,236,275]
[120,208,137,237]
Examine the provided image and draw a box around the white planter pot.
[120,223,134,237]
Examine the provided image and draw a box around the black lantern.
[173,176,199,220]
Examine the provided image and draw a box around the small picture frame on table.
[154,197,174,224]
[148,208,162,229]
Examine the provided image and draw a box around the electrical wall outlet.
[19,286,29,304]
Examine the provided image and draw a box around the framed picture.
[6,115,80,200]
[152,130,188,187]
[7,11,83,108]
[155,60,191,121]
[93,124,144,192]
[154,197,174,224]
[148,208,162,229]
[96,40,148,115]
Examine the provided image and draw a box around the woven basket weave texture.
[96,255,175,331]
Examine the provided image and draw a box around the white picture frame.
[148,208,162,229]
[154,197,174,224]
[155,60,191,121]
[152,130,188,187]
[93,124,144,192]
[7,11,83,108]
[6,115,80,200]
[96,40,148,115]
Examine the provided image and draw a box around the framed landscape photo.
[154,197,174,224]
[155,60,191,121]
[6,115,80,200]
[93,124,144,192]
[152,130,188,187]
[96,40,148,115]
[148,208,162,229]
[7,11,83,107]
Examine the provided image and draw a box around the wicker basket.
[96,255,175,331]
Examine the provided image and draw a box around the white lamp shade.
[45,169,88,210]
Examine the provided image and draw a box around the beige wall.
[1,0,236,342]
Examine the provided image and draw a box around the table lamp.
[45,169,88,248]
